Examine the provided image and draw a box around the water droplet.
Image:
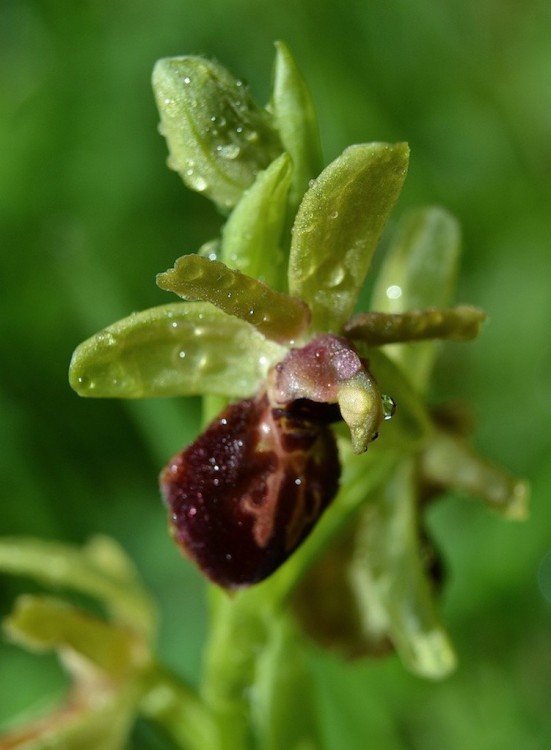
[330,210,339,219]
[183,76,191,84]
[382,394,396,421]
[178,350,186,359]
[96,331,117,347]
[217,143,241,160]
[327,265,345,287]
[193,176,208,192]
[386,284,402,300]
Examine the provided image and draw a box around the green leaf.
[370,206,461,390]
[4,595,149,679]
[157,258,310,344]
[220,153,293,291]
[152,56,281,211]
[0,536,156,641]
[288,142,409,332]
[269,41,323,210]
[69,302,287,399]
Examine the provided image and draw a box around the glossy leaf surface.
[220,153,293,291]
[288,142,409,332]
[70,302,287,399]
[152,56,281,210]
[157,257,310,344]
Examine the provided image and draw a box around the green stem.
[139,663,220,750]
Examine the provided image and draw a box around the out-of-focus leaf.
[420,430,530,519]
[152,56,281,211]
[69,302,287,399]
[370,207,461,390]
[157,258,310,344]
[350,459,457,679]
[268,41,322,210]
[288,142,409,332]
[0,681,141,750]
[220,153,293,291]
[344,304,486,345]
[0,537,156,641]
[4,595,150,679]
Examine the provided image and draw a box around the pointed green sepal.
[69,302,287,399]
[269,41,322,209]
[288,142,409,332]
[220,153,293,291]
[152,56,281,210]
[157,257,310,344]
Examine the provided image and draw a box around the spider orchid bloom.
[69,138,410,589]
[68,47,527,678]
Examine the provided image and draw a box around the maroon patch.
[160,393,340,588]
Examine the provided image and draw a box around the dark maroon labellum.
[160,393,341,589]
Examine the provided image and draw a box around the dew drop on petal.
[386,284,402,300]
[382,394,396,421]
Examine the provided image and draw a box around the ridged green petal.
[157,258,310,344]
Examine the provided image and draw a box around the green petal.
[269,41,322,210]
[152,56,281,211]
[157,259,310,345]
[288,142,409,332]
[69,302,287,399]
[370,206,461,390]
[344,305,486,345]
[220,153,293,291]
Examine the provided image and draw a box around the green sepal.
[268,41,323,210]
[157,258,310,344]
[349,459,457,679]
[370,206,461,390]
[420,430,530,520]
[288,142,409,332]
[220,153,293,291]
[0,536,156,641]
[69,302,287,399]
[152,56,281,211]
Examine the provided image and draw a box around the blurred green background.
[1,0,551,747]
